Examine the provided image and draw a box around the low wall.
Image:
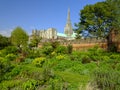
[71,43,107,50]
[38,42,107,51]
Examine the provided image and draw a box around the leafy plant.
[92,67,120,90]
[0,80,22,90]
[55,45,67,54]
[67,44,73,54]
[5,53,17,61]
[81,55,91,64]
[22,79,37,90]
[56,55,66,60]
[27,49,42,58]
[32,57,46,67]
[42,45,53,55]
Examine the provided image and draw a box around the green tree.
[75,1,115,39]
[29,35,41,47]
[0,34,11,50]
[106,0,120,29]
[11,27,28,52]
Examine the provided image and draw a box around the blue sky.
[0,0,104,36]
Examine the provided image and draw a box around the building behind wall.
[31,28,57,40]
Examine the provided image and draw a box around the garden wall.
[38,38,108,51]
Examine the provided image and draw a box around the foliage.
[67,44,73,54]
[1,32,120,89]
[5,53,17,61]
[71,62,97,75]
[0,80,22,90]
[81,55,91,64]
[11,27,28,51]
[32,57,46,67]
[27,48,42,58]
[0,46,18,57]
[0,34,11,50]
[55,45,67,54]
[49,76,64,90]
[0,57,13,82]
[24,58,33,64]
[29,35,41,48]
[51,41,60,49]
[92,67,120,90]
[53,59,73,71]
[107,40,118,52]
[56,55,66,60]
[42,44,53,55]
[56,71,90,89]
[106,0,120,29]
[22,79,37,90]
[75,1,114,38]
[75,0,120,39]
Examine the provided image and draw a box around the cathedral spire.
[64,8,73,37]
[67,8,71,24]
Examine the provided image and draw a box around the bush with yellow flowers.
[32,57,46,67]
[56,55,66,60]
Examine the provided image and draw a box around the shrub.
[24,58,33,64]
[101,56,110,61]
[0,57,13,82]
[53,59,73,71]
[4,46,18,55]
[81,55,91,64]
[71,63,97,75]
[4,66,21,80]
[5,53,17,61]
[0,80,21,90]
[67,44,73,54]
[55,45,67,54]
[108,43,117,52]
[56,55,66,60]
[92,67,120,90]
[49,76,64,90]
[42,46,53,55]
[51,41,60,49]
[110,54,120,59]
[27,49,42,58]
[0,51,3,57]
[22,79,37,90]
[32,57,46,67]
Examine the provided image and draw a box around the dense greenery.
[0,40,120,90]
[0,34,11,50]
[11,27,29,51]
[75,0,120,38]
[29,35,41,48]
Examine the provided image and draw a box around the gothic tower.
[64,8,73,36]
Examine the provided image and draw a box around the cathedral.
[30,8,75,41]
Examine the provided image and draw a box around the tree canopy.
[75,0,120,39]
[11,27,28,48]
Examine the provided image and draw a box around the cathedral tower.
[64,8,73,36]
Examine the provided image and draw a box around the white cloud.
[0,29,13,37]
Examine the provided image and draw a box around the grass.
[55,71,90,90]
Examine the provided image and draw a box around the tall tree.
[11,27,28,51]
[75,1,115,39]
